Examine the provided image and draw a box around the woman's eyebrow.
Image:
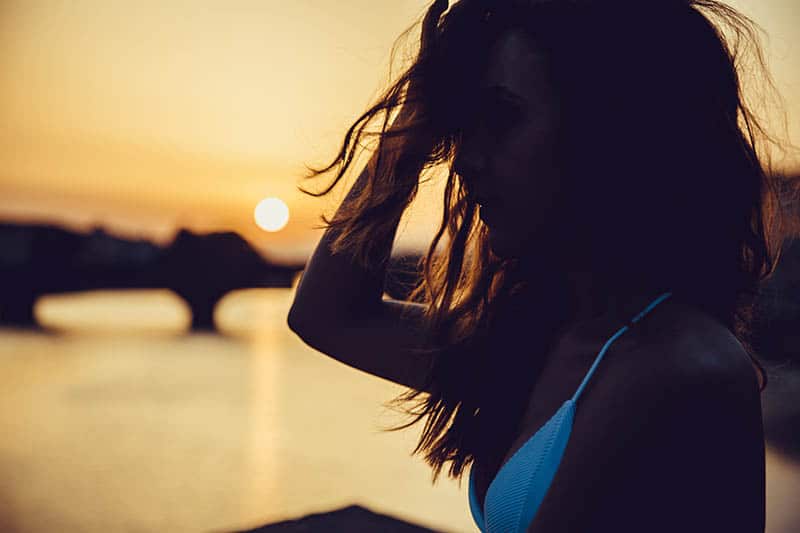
[481,85,525,104]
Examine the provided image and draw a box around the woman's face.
[454,28,564,259]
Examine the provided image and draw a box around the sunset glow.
[0,0,796,264]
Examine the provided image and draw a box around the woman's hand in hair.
[397,0,448,125]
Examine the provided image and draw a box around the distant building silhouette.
[0,223,303,330]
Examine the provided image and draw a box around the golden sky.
[0,0,797,264]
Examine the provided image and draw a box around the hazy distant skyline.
[1,0,797,264]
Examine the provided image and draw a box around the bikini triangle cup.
[469,291,674,532]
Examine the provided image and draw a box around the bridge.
[0,224,303,330]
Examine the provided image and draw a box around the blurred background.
[0,0,798,531]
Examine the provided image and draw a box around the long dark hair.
[296,0,795,485]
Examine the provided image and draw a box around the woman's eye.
[459,100,522,141]
[482,103,520,135]
[486,112,514,132]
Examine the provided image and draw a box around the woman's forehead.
[483,29,554,101]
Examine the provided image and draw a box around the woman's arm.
[287,0,448,392]
[286,112,441,393]
[287,111,416,325]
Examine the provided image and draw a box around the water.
[0,289,798,532]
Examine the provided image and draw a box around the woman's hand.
[396,0,449,125]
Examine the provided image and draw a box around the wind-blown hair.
[296,0,796,485]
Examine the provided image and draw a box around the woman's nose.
[454,145,487,182]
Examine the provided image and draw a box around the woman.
[287,0,793,531]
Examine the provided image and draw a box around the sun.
[254,197,289,232]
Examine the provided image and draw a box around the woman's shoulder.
[564,299,766,533]
[624,297,758,392]
[586,298,762,450]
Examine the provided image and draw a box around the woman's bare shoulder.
[625,298,757,389]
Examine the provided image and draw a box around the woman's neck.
[515,251,669,344]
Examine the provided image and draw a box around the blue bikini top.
[468,291,673,532]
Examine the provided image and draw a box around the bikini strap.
[571,291,673,403]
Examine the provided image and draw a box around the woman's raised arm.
[286,116,439,393]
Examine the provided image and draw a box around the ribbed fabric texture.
[468,291,673,532]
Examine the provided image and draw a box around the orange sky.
[1,0,797,264]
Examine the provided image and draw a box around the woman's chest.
[471,333,754,524]
[471,345,615,514]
